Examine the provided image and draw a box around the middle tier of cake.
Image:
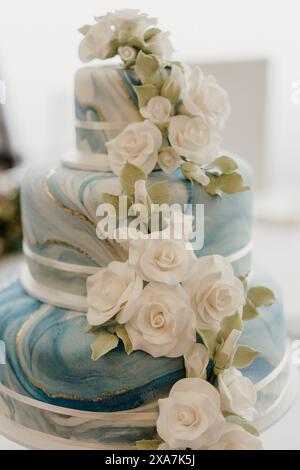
[21,159,253,309]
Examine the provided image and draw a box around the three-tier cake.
[0,10,290,450]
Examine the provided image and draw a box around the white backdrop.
[0,0,299,189]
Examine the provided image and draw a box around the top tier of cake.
[74,66,143,169]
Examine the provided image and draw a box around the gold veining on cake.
[43,179,96,228]
[94,105,107,122]
[43,179,126,262]
[16,307,129,402]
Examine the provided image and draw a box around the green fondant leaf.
[106,39,120,59]
[207,156,239,174]
[225,415,260,437]
[102,193,131,218]
[91,329,119,361]
[133,84,159,108]
[247,286,276,308]
[197,328,217,358]
[202,174,222,197]
[214,350,231,375]
[118,31,130,46]
[144,28,162,41]
[102,193,120,216]
[219,173,250,194]
[242,301,259,321]
[148,181,172,205]
[232,345,261,369]
[127,36,145,50]
[135,51,161,85]
[120,162,148,196]
[116,325,133,355]
[218,312,243,341]
[202,171,249,197]
[78,24,92,36]
[86,324,102,335]
[136,439,162,450]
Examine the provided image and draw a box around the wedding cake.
[0,10,289,450]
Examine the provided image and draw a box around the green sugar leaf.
[91,329,119,361]
[218,312,243,341]
[202,174,222,197]
[148,181,172,205]
[207,156,239,174]
[247,286,276,308]
[144,28,162,42]
[127,36,145,50]
[232,345,261,369]
[78,24,92,36]
[133,84,159,108]
[118,31,130,46]
[116,325,133,355]
[219,173,250,194]
[135,51,161,85]
[86,324,103,335]
[101,193,121,217]
[197,328,217,358]
[120,162,148,196]
[242,302,259,321]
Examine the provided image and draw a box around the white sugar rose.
[106,120,162,175]
[145,31,174,61]
[87,262,143,326]
[79,17,115,62]
[218,368,257,420]
[184,255,245,329]
[208,422,262,450]
[140,97,172,126]
[118,46,137,63]
[109,9,157,35]
[118,283,196,358]
[157,378,225,449]
[184,343,209,379]
[129,237,195,285]
[169,115,218,165]
[158,147,181,174]
[181,161,210,186]
[182,67,230,130]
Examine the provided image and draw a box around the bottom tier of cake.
[0,272,291,448]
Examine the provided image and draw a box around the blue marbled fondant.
[0,273,286,413]
[22,159,252,297]
[75,66,142,154]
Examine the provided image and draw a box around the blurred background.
[0,0,299,318]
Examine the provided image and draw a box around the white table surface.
[0,220,299,450]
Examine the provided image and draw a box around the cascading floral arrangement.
[79,9,276,451]
[86,174,275,451]
[79,9,249,197]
